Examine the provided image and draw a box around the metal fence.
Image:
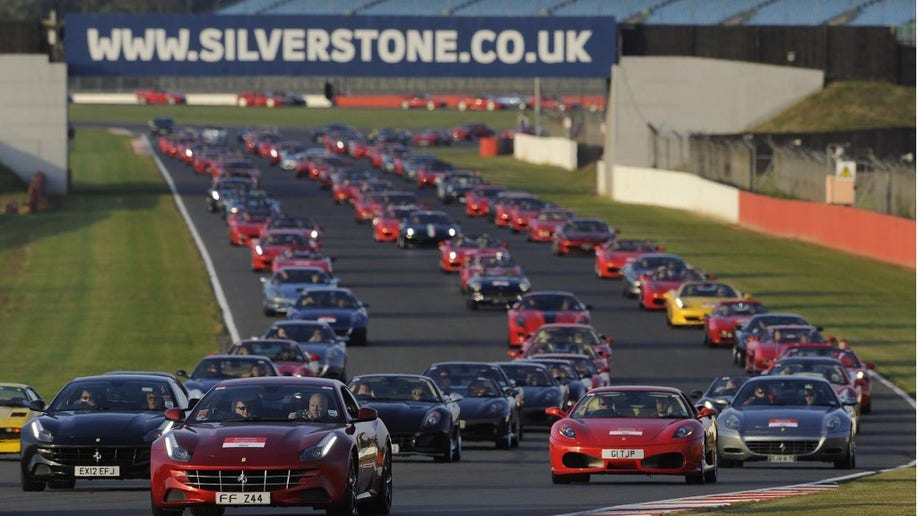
[651,130,916,219]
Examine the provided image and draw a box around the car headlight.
[557,424,576,439]
[448,227,457,237]
[310,229,319,239]
[145,420,175,442]
[826,415,842,431]
[29,419,53,443]
[424,411,443,427]
[675,298,684,308]
[722,414,740,430]
[672,424,695,439]
[519,280,531,292]
[856,371,865,380]
[301,433,337,461]
[448,251,457,261]
[211,191,220,200]
[406,228,415,237]
[255,245,264,255]
[468,279,481,291]
[164,432,191,462]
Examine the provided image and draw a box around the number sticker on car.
[75,465,120,477]
[602,449,644,459]
[216,492,270,505]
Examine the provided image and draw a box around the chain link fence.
[650,131,916,219]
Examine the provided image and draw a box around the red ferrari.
[135,88,186,105]
[594,239,665,279]
[746,324,826,374]
[507,291,591,347]
[527,207,576,242]
[438,233,508,273]
[464,184,507,218]
[250,230,317,272]
[401,93,448,110]
[150,377,392,515]
[459,251,520,292]
[637,265,709,310]
[702,299,767,347]
[271,247,334,275]
[545,386,718,484]
[551,217,616,256]
[373,204,420,243]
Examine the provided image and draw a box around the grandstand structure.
[218,0,915,29]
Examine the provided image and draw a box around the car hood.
[731,407,839,434]
[289,308,357,321]
[364,401,437,430]
[39,411,164,444]
[177,423,335,464]
[270,283,336,297]
[458,397,510,418]
[572,417,693,444]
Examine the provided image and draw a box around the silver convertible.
[716,376,856,469]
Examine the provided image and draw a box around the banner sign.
[65,14,616,78]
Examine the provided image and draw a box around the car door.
[341,385,379,491]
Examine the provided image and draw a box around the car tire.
[511,417,521,448]
[704,444,718,483]
[151,498,182,516]
[495,426,512,449]
[834,439,856,469]
[167,97,176,105]
[457,101,468,111]
[685,445,707,484]
[350,328,368,347]
[486,101,496,111]
[237,97,248,107]
[362,447,392,515]
[426,100,436,111]
[437,428,462,463]
[703,332,711,347]
[263,306,275,317]
[401,101,410,109]
[328,455,359,516]
[266,98,276,108]
[20,469,45,491]
[466,300,479,310]
[48,477,75,489]
[551,472,571,484]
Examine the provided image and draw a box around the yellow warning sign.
[835,160,856,181]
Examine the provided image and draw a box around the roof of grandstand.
[217,0,915,26]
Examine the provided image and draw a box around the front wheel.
[327,455,358,516]
[834,439,856,469]
[362,448,392,514]
[20,469,45,492]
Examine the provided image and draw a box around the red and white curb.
[562,483,838,515]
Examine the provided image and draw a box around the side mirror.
[164,407,184,422]
[176,370,189,379]
[356,406,378,422]
[866,361,876,370]
[545,406,567,419]
[696,406,717,419]
[259,277,269,284]
[689,390,703,400]
[28,399,46,412]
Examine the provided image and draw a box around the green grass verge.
[0,128,224,398]
[679,467,916,515]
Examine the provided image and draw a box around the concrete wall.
[601,57,825,193]
[513,134,578,171]
[610,164,740,223]
[0,54,68,195]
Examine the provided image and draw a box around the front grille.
[746,440,820,456]
[46,446,151,467]
[185,469,309,492]
[391,434,417,452]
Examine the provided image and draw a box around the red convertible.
[637,265,709,310]
[250,230,317,272]
[551,217,616,256]
[526,207,576,242]
[545,386,718,484]
[702,299,767,348]
[438,233,508,273]
[150,377,392,515]
[135,88,186,105]
[507,291,592,347]
[594,239,664,279]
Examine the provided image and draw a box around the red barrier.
[738,191,915,269]
[27,171,48,214]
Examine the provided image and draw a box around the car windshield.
[681,283,738,298]
[0,386,29,407]
[191,358,277,380]
[273,269,331,285]
[49,379,176,412]
[293,290,358,309]
[500,365,553,387]
[733,379,839,407]
[705,376,749,397]
[266,324,337,344]
[348,377,438,402]
[520,294,580,311]
[409,212,451,224]
[719,302,766,316]
[770,362,848,385]
[571,392,690,419]
[189,384,344,423]
[231,342,306,362]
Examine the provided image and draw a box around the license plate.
[459,420,466,429]
[602,449,643,460]
[768,455,797,463]
[391,443,400,454]
[216,492,270,505]
[75,465,120,477]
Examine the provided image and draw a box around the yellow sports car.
[664,281,748,327]
[0,383,42,453]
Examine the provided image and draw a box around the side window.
[340,386,360,419]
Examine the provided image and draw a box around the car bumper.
[22,443,152,480]
[718,430,852,463]
[549,435,705,476]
